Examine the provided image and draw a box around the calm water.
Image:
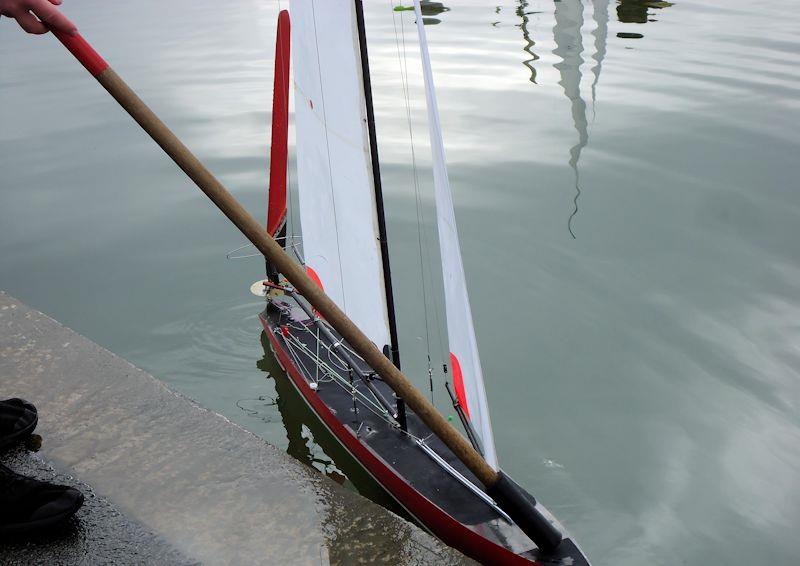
[2,1,799,564]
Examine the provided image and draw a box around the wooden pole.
[50,30,499,490]
[49,29,567,554]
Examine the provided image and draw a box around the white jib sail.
[290,0,391,349]
[412,0,499,470]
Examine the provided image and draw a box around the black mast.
[354,0,401,370]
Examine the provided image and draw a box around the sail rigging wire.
[401,7,449,385]
[281,320,431,443]
[277,317,507,512]
[314,324,322,383]
[281,329,393,420]
[224,236,303,261]
[389,1,433,400]
[282,332,390,419]
[389,1,450,404]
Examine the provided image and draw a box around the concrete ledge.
[0,292,472,565]
[1,444,194,565]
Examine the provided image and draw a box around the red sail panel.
[305,266,324,291]
[267,10,290,237]
[450,353,470,419]
[306,266,324,317]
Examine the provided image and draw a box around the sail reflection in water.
[553,0,591,238]
[507,0,609,238]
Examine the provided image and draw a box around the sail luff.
[412,0,498,470]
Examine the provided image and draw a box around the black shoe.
[0,463,84,535]
[0,398,38,451]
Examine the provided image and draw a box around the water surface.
[2,1,799,564]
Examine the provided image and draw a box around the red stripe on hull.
[260,313,539,565]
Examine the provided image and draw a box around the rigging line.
[397,3,448,388]
[314,325,321,383]
[281,323,440,445]
[285,336,315,386]
[398,9,445,363]
[286,324,511,509]
[282,332,389,417]
[283,307,401,425]
[310,0,348,312]
[285,332,432,440]
[316,336,352,373]
[285,319,509,457]
[280,314,473,454]
[284,321,392,416]
[390,2,435,402]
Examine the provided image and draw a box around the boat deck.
[262,293,590,565]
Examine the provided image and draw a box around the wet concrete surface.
[1,445,194,565]
[0,292,473,565]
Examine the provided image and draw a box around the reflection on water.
[616,0,674,26]
[508,0,610,238]
[589,1,609,114]
[2,0,800,564]
[516,1,541,83]
[420,1,450,26]
[553,0,589,238]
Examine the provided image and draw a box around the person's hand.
[0,0,76,35]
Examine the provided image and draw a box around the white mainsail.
[412,1,499,469]
[290,0,391,349]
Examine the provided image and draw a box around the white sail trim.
[412,0,499,470]
[290,0,391,349]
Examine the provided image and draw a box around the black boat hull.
[258,296,589,566]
